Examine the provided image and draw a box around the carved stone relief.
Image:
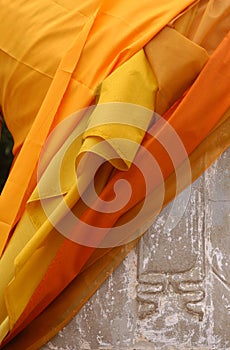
[42,148,230,350]
[137,178,205,321]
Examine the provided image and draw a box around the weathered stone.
[42,148,230,350]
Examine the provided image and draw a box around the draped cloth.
[0,0,229,348]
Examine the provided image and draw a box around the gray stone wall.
[43,148,230,350]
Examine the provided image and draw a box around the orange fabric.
[0,0,197,256]
[8,30,230,339]
[2,110,229,349]
[144,25,208,115]
[187,0,230,53]
[1,2,230,347]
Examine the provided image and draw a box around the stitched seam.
[51,0,90,18]
[0,48,54,79]
[68,75,95,93]
[101,11,134,30]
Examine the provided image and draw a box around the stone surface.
[42,148,230,350]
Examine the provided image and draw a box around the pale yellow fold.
[0,49,158,339]
[0,0,229,346]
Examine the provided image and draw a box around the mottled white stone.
[42,147,230,350]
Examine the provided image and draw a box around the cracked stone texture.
[42,147,230,350]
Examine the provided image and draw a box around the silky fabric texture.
[2,27,230,350]
[0,0,229,348]
[3,111,229,350]
[0,48,159,341]
[0,48,158,341]
[0,0,197,255]
[16,6,229,334]
[6,5,230,348]
[1,120,230,350]
[0,0,97,154]
[1,2,198,340]
[144,26,208,115]
[0,0,229,344]
[12,36,229,350]
[187,0,230,53]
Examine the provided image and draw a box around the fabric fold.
[145,25,209,115]
[1,27,229,346]
[0,43,160,341]
[0,0,197,256]
[2,113,230,349]
[0,1,229,348]
[81,49,157,170]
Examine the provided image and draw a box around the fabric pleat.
[0,1,229,348]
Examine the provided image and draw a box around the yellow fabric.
[2,112,229,350]
[0,1,229,347]
[12,21,229,348]
[82,50,158,169]
[0,0,97,154]
[0,48,159,338]
[0,0,196,255]
[2,240,139,350]
[0,212,35,327]
[0,15,209,336]
[0,13,96,254]
[0,19,210,331]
